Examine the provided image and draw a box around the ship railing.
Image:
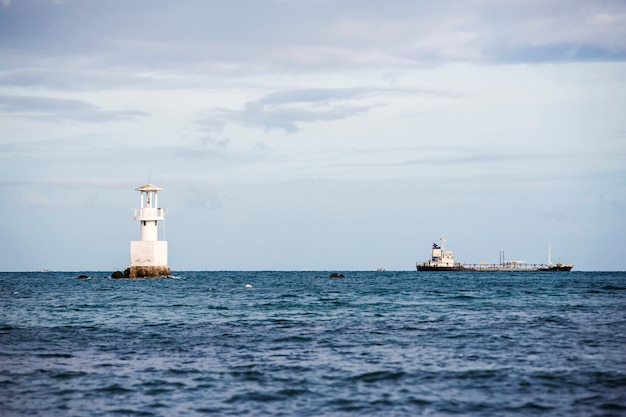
[461,263,552,271]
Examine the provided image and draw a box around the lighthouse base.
[124,266,171,278]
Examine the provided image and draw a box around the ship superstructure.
[417,236,465,271]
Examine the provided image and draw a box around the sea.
[1,271,625,417]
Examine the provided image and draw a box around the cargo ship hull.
[417,265,467,272]
[537,264,573,272]
[416,264,573,272]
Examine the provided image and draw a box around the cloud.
[198,88,374,133]
[258,87,372,105]
[488,43,626,64]
[198,86,451,133]
[0,67,159,91]
[1,0,625,93]
[0,94,149,123]
[221,101,370,133]
[339,152,549,167]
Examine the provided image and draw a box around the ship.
[416,236,573,272]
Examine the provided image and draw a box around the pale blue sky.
[1,0,625,271]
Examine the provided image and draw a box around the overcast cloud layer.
[1,0,625,271]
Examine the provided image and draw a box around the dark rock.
[329,273,345,278]
[111,271,125,279]
[77,275,88,280]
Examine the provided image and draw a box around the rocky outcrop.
[111,266,171,278]
[126,266,171,278]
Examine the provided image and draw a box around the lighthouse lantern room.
[128,183,170,278]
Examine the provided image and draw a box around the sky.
[1,0,625,271]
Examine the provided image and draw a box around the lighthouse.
[127,183,171,278]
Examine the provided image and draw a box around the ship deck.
[459,263,572,272]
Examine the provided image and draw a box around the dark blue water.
[1,271,625,416]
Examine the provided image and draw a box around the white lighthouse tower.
[128,183,170,278]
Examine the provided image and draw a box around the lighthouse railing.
[134,208,165,220]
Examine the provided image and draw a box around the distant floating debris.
[416,236,573,272]
[245,284,253,288]
[329,273,346,278]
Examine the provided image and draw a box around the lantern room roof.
[135,183,163,192]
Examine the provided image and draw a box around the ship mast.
[440,235,446,251]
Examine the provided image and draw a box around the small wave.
[599,402,626,411]
[601,285,626,290]
[95,362,116,368]
[37,353,74,359]
[225,391,282,403]
[353,370,406,383]
[229,370,266,382]
[206,305,229,310]
[507,401,555,412]
[145,381,186,396]
[277,388,316,398]
[326,398,368,413]
[96,383,134,393]
[453,369,499,380]
[278,293,299,299]
[533,315,575,327]
[166,368,201,376]
[109,407,157,416]
[51,371,87,379]
[408,396,433,406]
[272,335,314,343]
[449,295,476,300]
